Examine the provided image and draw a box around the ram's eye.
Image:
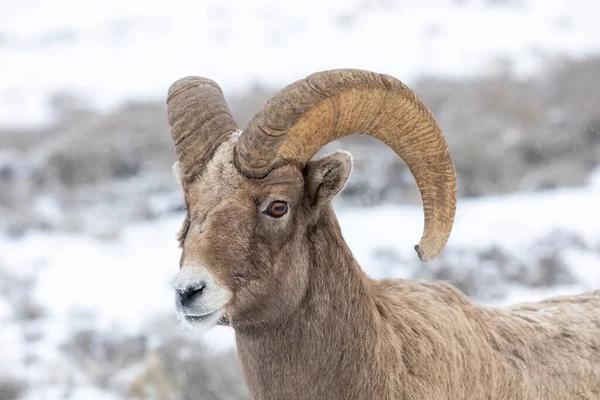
[266,201,288,218]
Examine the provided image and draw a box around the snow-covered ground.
[1,0,599,128]
[1,170,599,398]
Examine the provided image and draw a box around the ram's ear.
[305,151,353,206]
[172,161,184,189]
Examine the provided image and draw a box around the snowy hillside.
[1,172,600,398]
[1,0,599,128]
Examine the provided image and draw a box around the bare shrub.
[32,102,172,188]
[135,326,248,400]
[372,230,582,300]
[0,269,45,322]
[60,320,247,400]
[61,329,145,387]
[227,84,273,128]
[0,375,26,400]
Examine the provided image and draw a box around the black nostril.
[177,283,205,307]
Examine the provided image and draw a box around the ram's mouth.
[181,307,226,328]
[185,311,218,323]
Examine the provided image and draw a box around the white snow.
[2,0,600,128]
[231,130,242,143]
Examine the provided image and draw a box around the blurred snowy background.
[1,0,599,399]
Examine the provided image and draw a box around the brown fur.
[177,140,600,400]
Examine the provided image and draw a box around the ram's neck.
[234,207,382,400]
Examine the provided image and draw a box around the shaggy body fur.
[177,141,600,400]
[238,211,600,399]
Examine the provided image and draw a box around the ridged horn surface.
[235,69,456,261]
[167,76,239,187]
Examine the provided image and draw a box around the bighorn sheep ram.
[167,69,600,399]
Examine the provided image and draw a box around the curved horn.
[234,69,456,261]
[167,76,239,188]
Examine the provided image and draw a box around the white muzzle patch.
[174,263,231,329]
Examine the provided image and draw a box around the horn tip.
[414,244,434,262]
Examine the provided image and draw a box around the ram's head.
[168,69,457,330]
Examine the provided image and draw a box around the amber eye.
[267,201,288,218]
